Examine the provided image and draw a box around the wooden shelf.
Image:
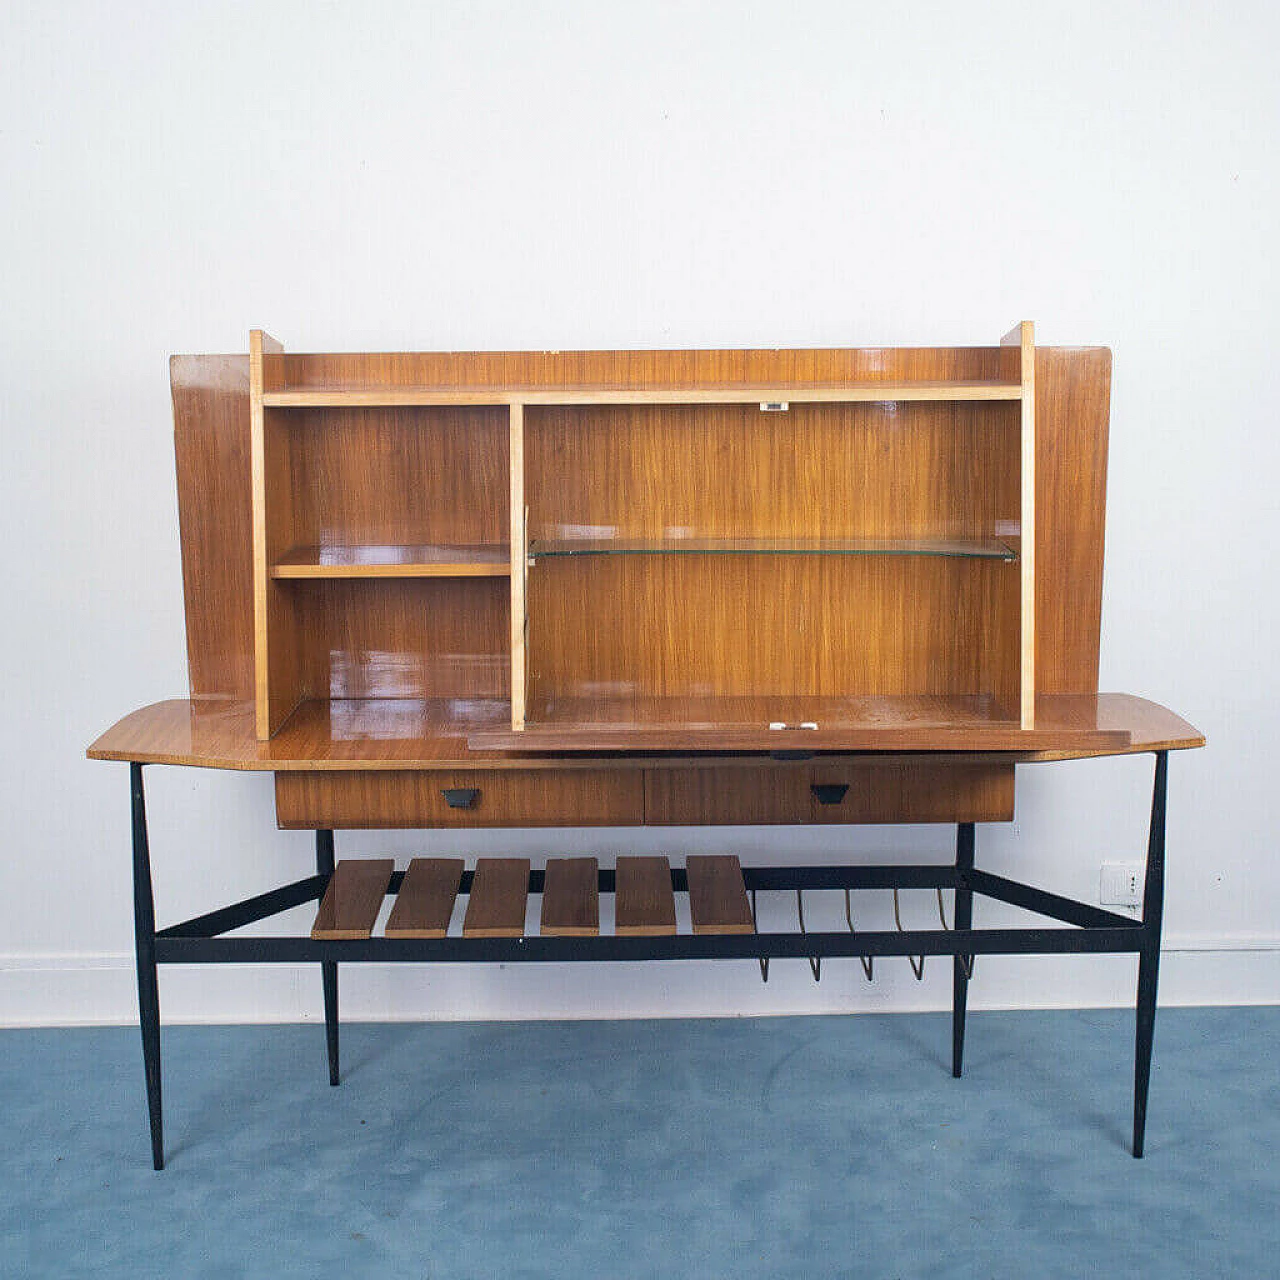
[529,536,1017,562]
[86,695,1206,770]
[270,544,510,579]
[468,694,1136,753]
[261,380,1022,409]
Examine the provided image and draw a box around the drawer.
[644,761,1014,825]
[275,769,644,829]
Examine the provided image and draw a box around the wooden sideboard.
[88,325,1202,1168]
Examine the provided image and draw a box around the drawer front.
[276,769,644,829]
[644,761,1014,825]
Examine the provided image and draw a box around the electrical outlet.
[1100,863,1143,908]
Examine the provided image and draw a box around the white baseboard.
[3,942,1280,1028]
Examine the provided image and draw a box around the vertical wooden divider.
[1003,320,1036,728]
[509,400,526,730]
[249,328,284,740]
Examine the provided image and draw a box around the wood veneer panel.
[272,347,1020,391]
[1034,347,1111,693]
[283,406,508,548]
[86,695,1202,771]
[290,578,508,700]
[645,762,1014,826]
[523,401,1020,710]
[614,857,677,936]
[686,856,754,935]
[385,858,463,938]
[274,767,643,828]
[528,557,1019,705]
[539,858,599,936]
[525,401,1017,544]
[463,858,530,937]
[311,858,394,939]
[262,381,1022,406]
[171,354,254,701]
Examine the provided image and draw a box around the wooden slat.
[686,855,754,935]
[311,858,394,939]
[614,856,676,936]
[540,857,599,936]
[463,857,530,937]
[384,857,463,938]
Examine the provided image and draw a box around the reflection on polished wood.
[271,544,510,578]
[475,694,1134,753]
[85,694,1205,771]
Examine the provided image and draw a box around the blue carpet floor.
[1,1007,1277,1279]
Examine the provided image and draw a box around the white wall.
[3,0,1276,1026]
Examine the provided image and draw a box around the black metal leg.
[952,822,976,1078]
[130,763,164,1171]
[316,830,340,1086]
[1133,751,1168,1158]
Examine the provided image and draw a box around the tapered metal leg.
[316,829,340,1086]
[130,763,164,1170]
[1133,751,1168,1158]
[952,822,976,1078]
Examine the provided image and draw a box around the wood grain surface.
[86,694,1205,771]
[686,856,754,935]
[384,858,464,938]
[311,859,394,939]
[539,858,600,936]
[614,857,677,936]
[463,858,530,937]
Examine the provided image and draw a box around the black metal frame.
[127,752,1170,1170]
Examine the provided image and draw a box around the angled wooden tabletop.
[87,694,1203,772]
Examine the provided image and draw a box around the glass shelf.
[528,536,1017,561]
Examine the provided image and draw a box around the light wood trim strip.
[509,402,526,730]
[1003,321,1036,728]
[384,857,464,938]
[463,857,530,937]
[262,381,1022,408]
[311,858,394,939]
[270,546,510,579]
[686,855,755,935]
[539,857,600,936]
[614,856,677,936]
[249,329,282,740]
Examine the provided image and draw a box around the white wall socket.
[1100,863,1144,908]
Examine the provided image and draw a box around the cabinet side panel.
[171,354,254,701]
[1035,348,1111,693]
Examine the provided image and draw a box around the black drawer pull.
[441,787,480,810]
[811,784,849,806]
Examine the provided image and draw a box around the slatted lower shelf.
[313,854,753,941]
